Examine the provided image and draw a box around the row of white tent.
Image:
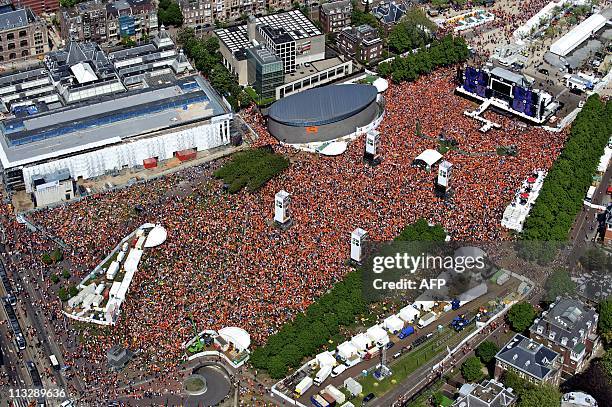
[326,304,424,362]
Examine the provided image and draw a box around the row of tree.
[249,271,365,379]
[178,28,251,110]
[377,35,469,83]
[213,149,289,193]
[250,219,447,378]
[521,95,612,242]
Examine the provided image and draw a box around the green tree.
[521,95,612,241]
[267,354,288,379]
[50,248,63,263]
[68,285,79,298]
[351,8,380,28]
[476,340,499,364]
[507,302,537,333]
[58,287,69,302]
[50,274,60,284]
[62,270,71,279]
[158,0,184,27]
[388,8,436,54]
[598,297,612,347]
[461,356,485,382]
[396,218,446,241]
[501,370,532,397]
[41,253,53,265]
[518,384,561,407]
[580,247,608,272]
[544,269,576,302]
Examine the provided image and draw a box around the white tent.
[383,315,404,333]
[218,327,251,351]
[344,378,362,396]
[350,333,372,351]
[399,305,420,323]
[316,351,337,368]
[413,300,436,311]
[366,325,389,344]
[414,149,442,169]
[550,12,608,56]
[144,224,167,248]
[337,341,358,360]
[373,77,389,93]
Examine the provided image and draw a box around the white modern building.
[0,33,231,195]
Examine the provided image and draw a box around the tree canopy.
[250,271,365,378]
[475,340,499,364]
[158,0,184,27]
[178,28,250,110]
[598,297,612,347]
[461,356,485,382]
[378,35,469,83]
[507,302,537,333]
[388,8,437,54]
[518,384,561,407]
[544,268,576,302]
[396,218,447,241]
[521,95,612,241]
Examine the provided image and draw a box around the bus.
[586,186,596,202]
[49,354,60,370]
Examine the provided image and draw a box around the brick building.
[319,0,351,33]
[529,298,600,374]
[0,3,48,62]
[336,24,382,63]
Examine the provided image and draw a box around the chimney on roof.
[247,15,257,44]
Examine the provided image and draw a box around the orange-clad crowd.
[0,68,566,401]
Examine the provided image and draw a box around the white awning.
[399,305,420,322]
[337,341,358,359]
[218,327,251,351]
[366,324,388,343]
[316,351,337,367]
[384,315,404,332]
[414,149,442,167]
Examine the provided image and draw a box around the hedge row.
[214,149,289,193]
[522,95,612,241]
[378,35,469,83]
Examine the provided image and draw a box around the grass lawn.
[355,325,476,401]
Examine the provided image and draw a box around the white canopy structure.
[316,351,337,367]
[399,305,420,323]
[373,77,389,93]
[344,378,362,396]
[383,315,404,333]
[123,248,143,274]
[550,12,609,56]
[350,333,372,351]
[366,325,389,344]
[337,341,359,360]
[144,224,168,248]
[413,300,436,311]
[218,327,251,351]
[319,141,348,156]
[414,149,443,168]
[70,62,98,84]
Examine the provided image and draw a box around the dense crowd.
[0,68,566,402]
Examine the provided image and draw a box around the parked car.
[363,393,376,403]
